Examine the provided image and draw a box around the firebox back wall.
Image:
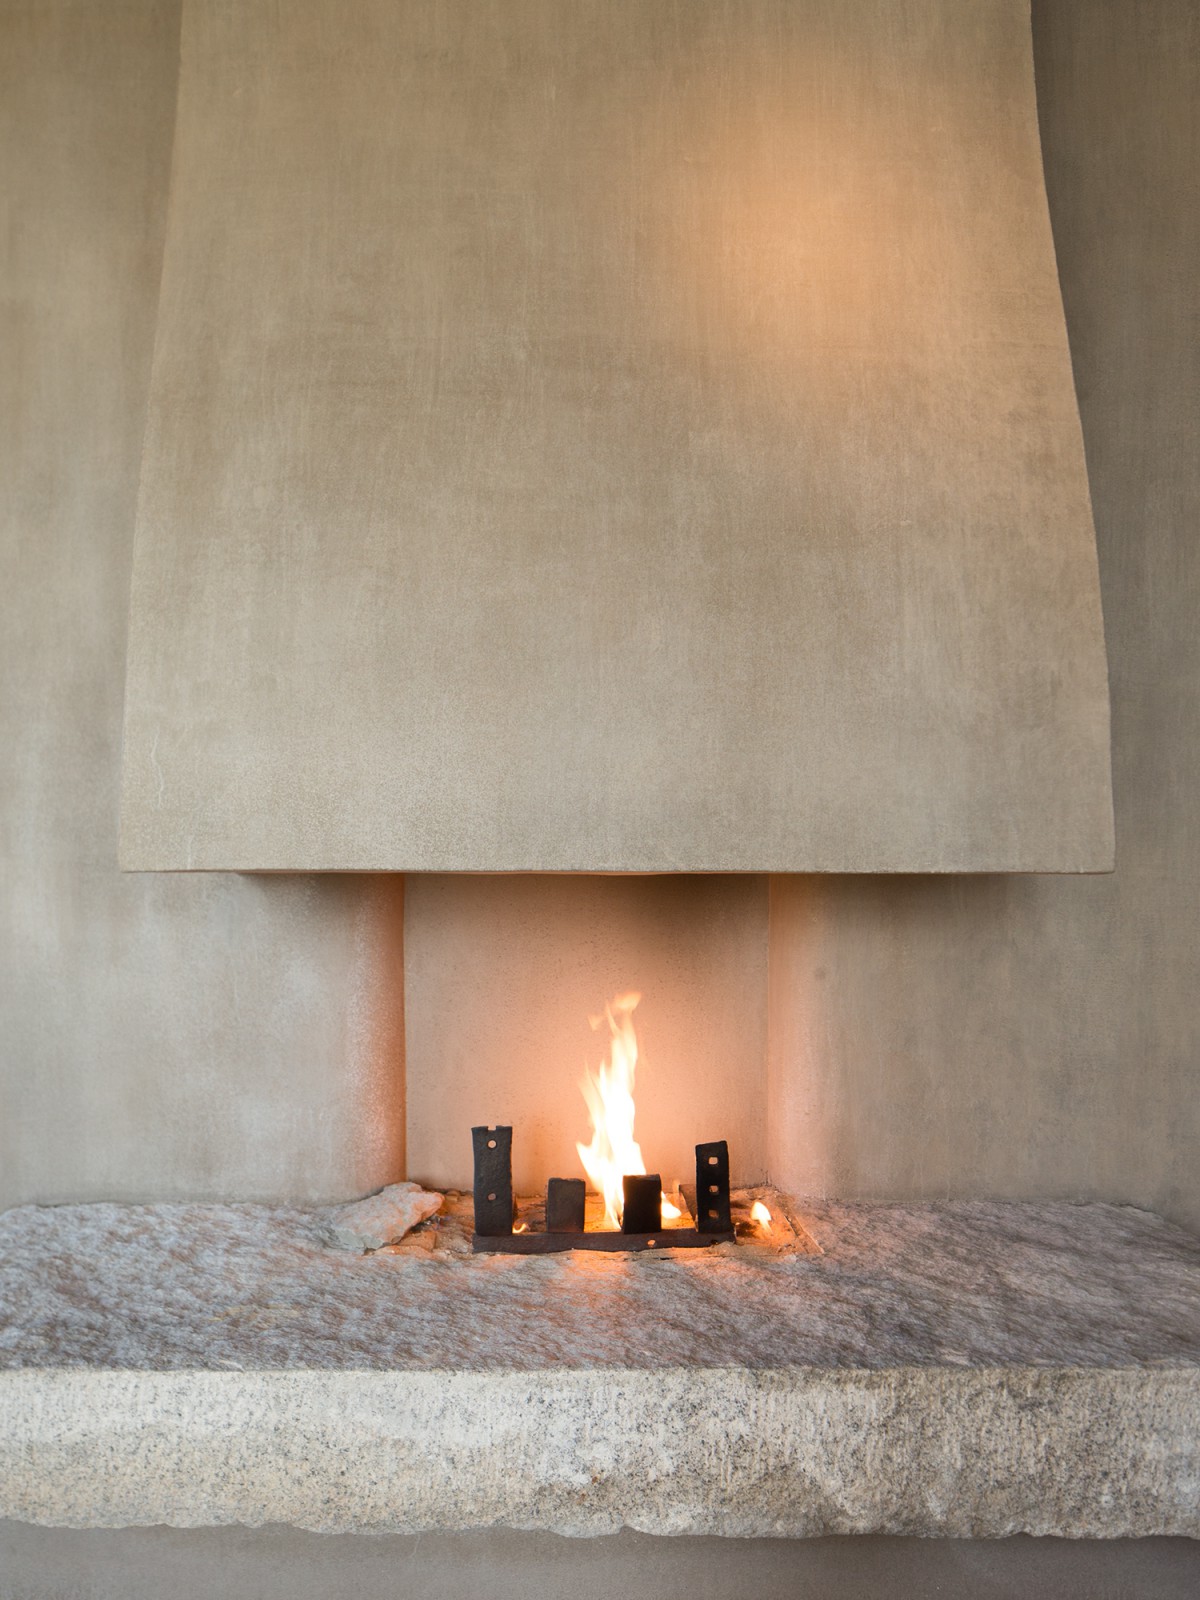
[1,0,1197,1225]
[403,875,769,1195]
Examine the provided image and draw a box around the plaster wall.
[117,0,1112,874]
[767,0,1200,1229]
[2,1525,1197,1600]
[0,0,404,1207]
[0,0,1195,1229]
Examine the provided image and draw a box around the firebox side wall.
[767,0,1200,1231]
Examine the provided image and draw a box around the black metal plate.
[471,1125,513,1236]
[695,1140,732,1233]
[622,1173,662,1233]
[546,1177,586,1232]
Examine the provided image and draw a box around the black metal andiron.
[471,1125,736,1253]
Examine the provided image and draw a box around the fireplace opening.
[403,874,769,1204]
[468,988,779,1255]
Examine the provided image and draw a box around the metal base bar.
[472,1227,734,1254]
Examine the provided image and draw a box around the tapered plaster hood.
[119,0,1113,873]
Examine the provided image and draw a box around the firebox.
[468,990,740,1253]
[471,1127,734,1254]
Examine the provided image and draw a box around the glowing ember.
[661,1196,683,1221]
[750,1200,772,1232]
[577,991,648,1229]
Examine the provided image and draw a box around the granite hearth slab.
[0,1200,1197,1538]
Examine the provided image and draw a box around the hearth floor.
[1,1198,1197,1539]
[2,1195,1197,1370]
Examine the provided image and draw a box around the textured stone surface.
[0,1199,1196,1537]
[1,1195,1195,1371]
[323,1183,442,1251]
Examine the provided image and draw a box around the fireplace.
[4,866,1198,1543]
[4,0,1200,1589]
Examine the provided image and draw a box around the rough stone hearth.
[1,1198,1197,1538]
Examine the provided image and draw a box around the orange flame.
[750,1200,772,1232]
[577,991,647,1229]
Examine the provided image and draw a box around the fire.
[750,1200,772,1233]
[577,991,648,1229]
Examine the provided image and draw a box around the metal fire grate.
[471,1126,736,1253]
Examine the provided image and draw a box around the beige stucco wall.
[118,0,1111,875]
[0,0,404,1207]
[767,0,1200,1230]
[0,0,1195,1224]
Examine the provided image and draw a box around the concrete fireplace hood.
[119,0,1113,874]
